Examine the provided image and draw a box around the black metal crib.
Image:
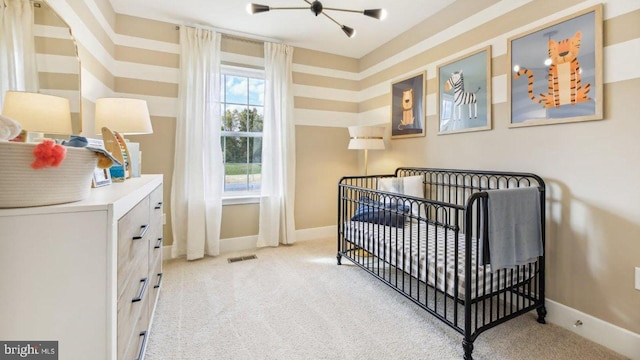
[337,168,547,360]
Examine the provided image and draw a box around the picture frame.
[390,71,425,139]
[436,46,492,135]
[92,167,112,187]
[508,4,603,127]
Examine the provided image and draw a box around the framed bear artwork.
[391,72,425,139]
[508,4,603,127]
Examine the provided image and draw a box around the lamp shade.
[94,98,153,135]
[1,91,72,134]
[348,126,385,150]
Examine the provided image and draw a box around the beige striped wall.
[357,0,640,337]
[47,0,639,337]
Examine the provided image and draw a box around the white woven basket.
[0,142,98,208]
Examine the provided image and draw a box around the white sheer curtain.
[0,0,38,108]
[257,42,296,247]
[171,26,223,260]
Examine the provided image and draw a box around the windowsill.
[222,194,261,205]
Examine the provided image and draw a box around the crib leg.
[462,339,474,360]
[536,305,547,324]
[336,253,342,265]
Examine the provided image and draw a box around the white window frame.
[220,65,265,203]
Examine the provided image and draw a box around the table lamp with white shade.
[94,98,153,178]
[348,125,385,176]
[2,91,72,142]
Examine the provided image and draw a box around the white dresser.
[0,175,164,360]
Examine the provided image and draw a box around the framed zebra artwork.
[391,72,426,139]
[508,4,603,127]
[436,46,492,135]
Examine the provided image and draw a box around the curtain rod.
[175,24,281,45]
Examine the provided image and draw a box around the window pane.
[223,135,249,192]
[248,137,262,191]
[248,106,263,132]
[225,76,248,104]
[249,78,264,106]
[223,105,248,132]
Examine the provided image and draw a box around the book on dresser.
[0,175,164,360]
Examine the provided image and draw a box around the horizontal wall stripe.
[605,9,640,46]
[115,77,179,98]
[115,45,179,68]
[359,94,386,113]
[39,72,80,91]
[604,38,640,84]
[358,106,390,126]
[114,61,180,84]
[33,25,72,40]
[293,84,358,103]
[425,78,437,96]
[221,36,263,58]
[292,72,359,91]
[293,48,358,73]
[114,33,180,54]
[34,36,77,57]
[116,14,179,44]
[292,63,359,81]
[91,0,116,31]
[37,54,79,74]
[426,93,437,117]
[221,52,264,69]
[491,54,507,77]
[294,97,358,113]
[293,108,358,127]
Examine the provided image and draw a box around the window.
[220,66,264,196]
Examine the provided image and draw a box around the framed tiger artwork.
[508,4,603,127]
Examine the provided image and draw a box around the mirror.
[33,1,82,134]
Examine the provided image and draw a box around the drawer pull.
[132,277,149,303]
[154,237,163,249]
[154,201,163,210]
[135,331,148,360]
[132,224,149,240]
[154,272,163,289]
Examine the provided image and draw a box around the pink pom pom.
[31,140,67,169]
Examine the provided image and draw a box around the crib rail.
[337,168,546,360]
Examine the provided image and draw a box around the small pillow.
[378,175,424,217]
[351,196,409,227]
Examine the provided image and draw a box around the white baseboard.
[163,225,338,258]
[296,225,337,242]
[545,299,640,360]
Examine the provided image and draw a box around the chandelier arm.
[322,7,362,14]
[269,6,311,10]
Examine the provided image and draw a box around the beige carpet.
[145,237,627,360]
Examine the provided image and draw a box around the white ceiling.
[109,0,455,58]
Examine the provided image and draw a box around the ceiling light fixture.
[246,0,387,38]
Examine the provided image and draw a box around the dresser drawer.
[117,256,149,360]
[149,185,163,229]
[122,295,150,360]
[117,196,151,297]
[149,254,162,316]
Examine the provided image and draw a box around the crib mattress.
[344,220,536,300]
